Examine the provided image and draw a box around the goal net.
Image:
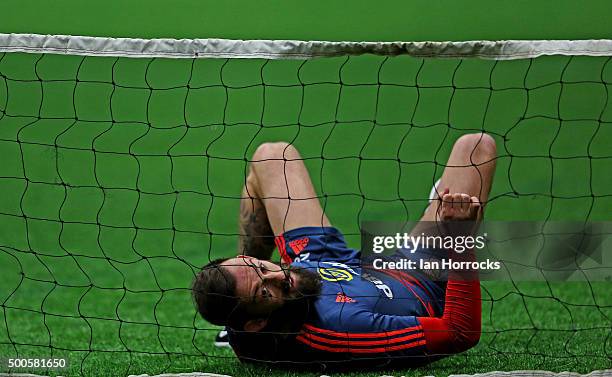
[0,35,610,376]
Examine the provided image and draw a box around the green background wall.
[1,0,611,41]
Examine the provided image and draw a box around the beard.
[284,263,322,299]
[263,264,322,334]
[227,265,322,361]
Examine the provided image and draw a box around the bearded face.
[220,257,321,332]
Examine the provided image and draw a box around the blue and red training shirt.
[230,226,481,367]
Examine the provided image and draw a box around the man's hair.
[191,258,249,329]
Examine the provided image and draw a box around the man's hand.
[437,188,482,222]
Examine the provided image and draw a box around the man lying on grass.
[192,133,496,369]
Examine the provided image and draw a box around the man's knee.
[250,142,304,181]
[252,142,300,162]
[453,133,497,164]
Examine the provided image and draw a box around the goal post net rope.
[0,34,610,376]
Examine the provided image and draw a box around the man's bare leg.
[404,133,496,285]
[239,135,493,256]
[223,144,324,344]
[247,142,331,236]
[237,165,276,259]
[419,132,497,224]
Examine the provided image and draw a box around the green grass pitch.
[0,52,610,376]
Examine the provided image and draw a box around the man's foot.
[214,328,230,347]
[428,178,441,204]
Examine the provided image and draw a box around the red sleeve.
[417,252,481,355]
